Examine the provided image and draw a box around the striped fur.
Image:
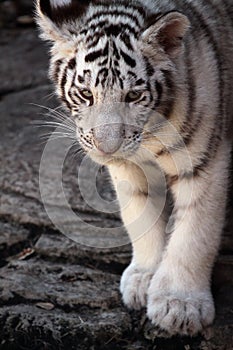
[36,0,233,337]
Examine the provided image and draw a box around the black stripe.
[112,68,121,78]
[73,91,88,105]
[67,57,76,70]
[85,42,109,63]
[182,111,203,147]
[60,66,68,99]
[60,65,71,110]
[85,49,103,63]
[95,68,108,88]
[68,73,78,105]
[52,59,63,82]
[93,1,147,18]
[192,154,212,176]
[78,75,85,84]
[105,25,122,37]
[79,29,88,36]
[167,166,203,187]
[95,76,100,87]
[83,69,91,77]
[146,82,153,103]
[120,50,136,68]
[86,32,105,49]
[86,10,142,29]
[120,32,134,52]
[160,69,176,119]
[103,41,109,56]
[61,97,71,110]
[69,91,81,105]
[98,58,108,66]
[143,56,155,77]
[164,109,203,157]
[135,79,146,86]
[177,38,198,142]
[118,77,124,90]
[112,41,120,60]
[194,124,223,173]
[154,81,163,109]
[87,21,139,38]
[97,68,108,77]
[184,42,196,124]
[128,71,137,79]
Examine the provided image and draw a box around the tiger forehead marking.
[71,8,148,95]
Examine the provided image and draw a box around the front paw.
[147,277,215,336]
[120,263,154,310]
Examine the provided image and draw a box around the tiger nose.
[93,124,123,155]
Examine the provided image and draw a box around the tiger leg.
[108,163,166,309]
[147,140,230,336]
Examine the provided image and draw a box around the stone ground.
[0,2,233,350]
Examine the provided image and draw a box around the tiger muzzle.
[93,123,124,155]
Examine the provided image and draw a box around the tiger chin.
[36,0,233,337]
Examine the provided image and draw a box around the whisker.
[31,103,76,134]
[44,91,57,101]
[69,144,85,162]
[37,136,80,147]
[142,139,185,152]
[35,121,75,131]
[143,133,180,139]
[30,103,72,121]
[142,121,178,135]
[39,131,76,139]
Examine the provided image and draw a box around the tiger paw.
[147,285,215,336]
[120,263,154,310]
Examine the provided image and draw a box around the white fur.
[108,160,167,308]
[50,0,72,8]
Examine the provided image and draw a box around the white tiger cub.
[36,0,233,336]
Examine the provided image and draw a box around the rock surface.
[0,15,233,350]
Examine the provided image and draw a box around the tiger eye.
[80,89,93,99]
[126,91,143,103]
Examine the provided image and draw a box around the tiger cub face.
[36,0,190,164]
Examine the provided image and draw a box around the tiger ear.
[142,12,190,58]
[35,0,90,42]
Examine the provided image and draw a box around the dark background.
[0,1,232,349]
